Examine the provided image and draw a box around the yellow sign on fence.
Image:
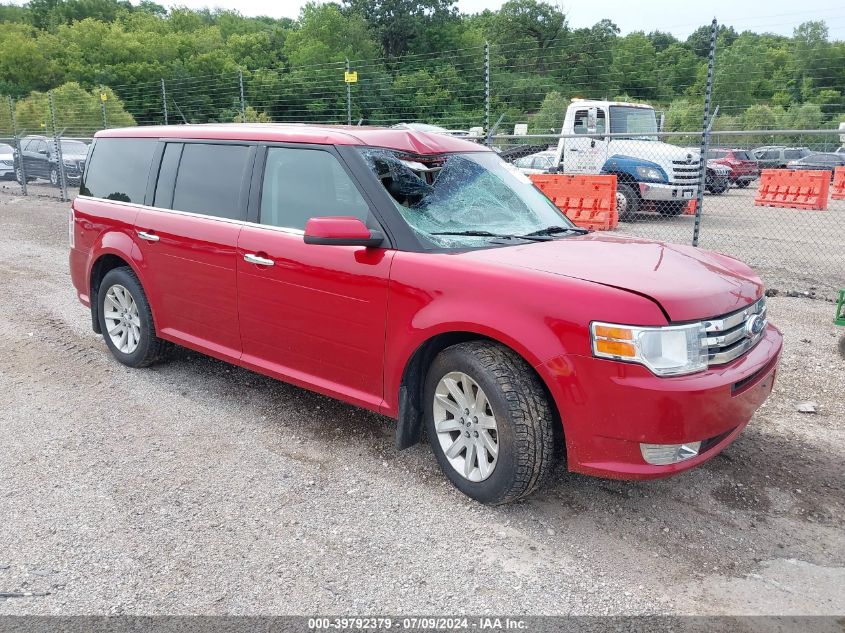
[344,71,358,83]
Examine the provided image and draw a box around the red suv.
[706,148,759,188]
[69,125,782,504]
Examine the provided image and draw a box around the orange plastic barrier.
[754,169,830,210]
[529,174,618,231]
[832,166,845,201]
[684,199,697,215]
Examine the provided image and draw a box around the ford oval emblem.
[745,315,765,338]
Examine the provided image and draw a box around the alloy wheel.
[103,284,141,354]
[433,371,499,482]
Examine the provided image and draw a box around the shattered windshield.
[357,149,573,249]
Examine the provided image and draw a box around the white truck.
[551,99,700,219]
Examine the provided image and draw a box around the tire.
[736,180,750,188]
[710,181,728,195]
[15,166,29,185]
[97,266,171,368]
[423,341,556,505]
[657,201,687,216]
[616,182,640,221]
[50,167,59,187]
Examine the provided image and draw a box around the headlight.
[635,165,664,181]
[591,321,707,376]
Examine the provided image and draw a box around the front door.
[563,108,608,174]
[236,145,394,411]
[133,141,255,361]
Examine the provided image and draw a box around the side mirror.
[586,107,598,135]
[304,216,384,247]
[38,148,48,155]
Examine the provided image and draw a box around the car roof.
[95,123,488,155]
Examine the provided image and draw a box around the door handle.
[244,253,274,266]
[569,148,579,152]
[137,230,159,242]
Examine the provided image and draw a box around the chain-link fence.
[0,18,843,296]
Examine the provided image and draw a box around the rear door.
[134,141,255,361]
[236,144,394,410]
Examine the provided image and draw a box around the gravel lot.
[0,189,843,616]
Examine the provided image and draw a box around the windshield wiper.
[523,225,589,237]
[431,230,551,242]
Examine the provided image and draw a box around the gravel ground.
[0,190,843,616]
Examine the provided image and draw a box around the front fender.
[382,251,665,418]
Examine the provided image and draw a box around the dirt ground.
[0,190,842,616]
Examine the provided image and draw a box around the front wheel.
[97,267,171,367]
[49,167,60,187]
[424,341,556,505]
[616,182,641,221]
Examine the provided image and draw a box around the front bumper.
[540,324,782,480]
[638,182,698,202]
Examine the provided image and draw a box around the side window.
[783,149,801,159]
[573,110,588,134]
[573,110,606,135]
[36,140,48,154]
[513,156,531,168]
[260,147,370,231]
[171,143,250,220]
[81,138,158,203]
[764,150,780,159]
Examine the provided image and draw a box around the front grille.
[671,159,700,184]
[704,297,767,365]
[0,160,12,167]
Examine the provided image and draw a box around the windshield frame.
[352,147,576,252]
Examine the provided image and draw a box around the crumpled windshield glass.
[357,149,572,248]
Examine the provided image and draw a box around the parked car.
[513,150,556,174]
[751,146,811,170]
[70,125,782,504]
[706,148,758,187]
[705,160,731,194]
[786,152,845,178]
[0,143,14,180]
[14,135,89,187]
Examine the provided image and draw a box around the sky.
[7,0,845,39]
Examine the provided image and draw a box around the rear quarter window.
[81,138,157,203]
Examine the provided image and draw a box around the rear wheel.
[424,341,556,505]
[97,267,171,368]
[616,182,640,221]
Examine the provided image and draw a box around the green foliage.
[0,0,842,133]
[529,90,567,133]
[13,82,135,135]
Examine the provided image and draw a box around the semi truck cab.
[552,99,700,219]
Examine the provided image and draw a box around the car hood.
[61,152,88,160]
[463,234,763,322]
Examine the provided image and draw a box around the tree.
[284,2,379,66]
[343,0,457,58]
[529,90,567,133]
[490,0,566,74]
[611,32,658,100]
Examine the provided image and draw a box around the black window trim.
[146,138,257,223]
